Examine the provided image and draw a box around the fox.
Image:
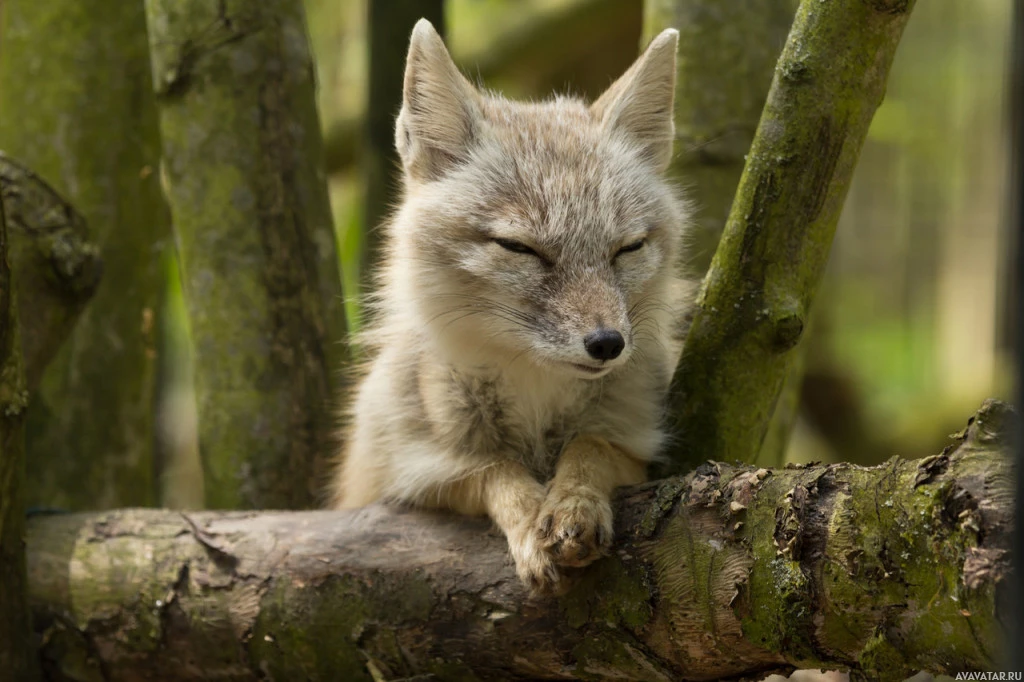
[330,19,694,594]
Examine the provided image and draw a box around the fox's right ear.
[395,19,481,181]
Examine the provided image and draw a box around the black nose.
[584,328,625,361]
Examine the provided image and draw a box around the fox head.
[383,19,688,380]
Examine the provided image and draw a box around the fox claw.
[536,487,613,568]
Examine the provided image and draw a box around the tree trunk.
[27,401,1012,681]
[145,0,348,509]
[0,154,101,393]
[0,173,39,681]
[644,0,798,472]
[0,0,171,510]
[360,1,444,299]
[667,0,918,473]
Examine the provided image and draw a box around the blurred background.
[4,0,1010,508]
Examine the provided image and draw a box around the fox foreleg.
[433,460,561,593]
[424,439,648,594]
[536,435,648,569]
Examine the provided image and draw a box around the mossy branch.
[28,401,1012,681]
[145,0,348,509]
[0,171,39,681]
[666,0,917,472]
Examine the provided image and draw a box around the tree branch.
[28,401,1012,681]
[0,153,100,393]
[667,0,917,471]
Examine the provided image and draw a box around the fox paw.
[536,487,612,568]
[508,523,563,595]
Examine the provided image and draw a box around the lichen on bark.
[144,0,348,509]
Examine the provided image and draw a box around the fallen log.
[28,401,1013,681]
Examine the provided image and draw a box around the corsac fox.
[330,19,694,593]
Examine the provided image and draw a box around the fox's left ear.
[395,19,482,182]
[591,29,678,172]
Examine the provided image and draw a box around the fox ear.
[395,19,481,181]
[591,29,678,171]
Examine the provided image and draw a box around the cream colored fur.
[330,19,694,593]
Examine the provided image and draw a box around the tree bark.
[0,0,171,510]
[0,154,101,393]
[27,400,1012,681]
[667,0,918,472]
[644,0,799,471]
[0,169,39,681]
[144,0,348,509]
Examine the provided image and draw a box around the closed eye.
[493,238,547,264]
[615,239,645,259]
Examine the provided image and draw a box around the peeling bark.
[28,401,1013,681]
[0,154,101,393]
[144,0,348,509]
[667,0,918,472]
[0,169,39,681]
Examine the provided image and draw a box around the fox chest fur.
[417,360,601,479]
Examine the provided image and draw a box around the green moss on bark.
[0,154,102,394]
[645,1,801,472]
[0,0,171,509]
